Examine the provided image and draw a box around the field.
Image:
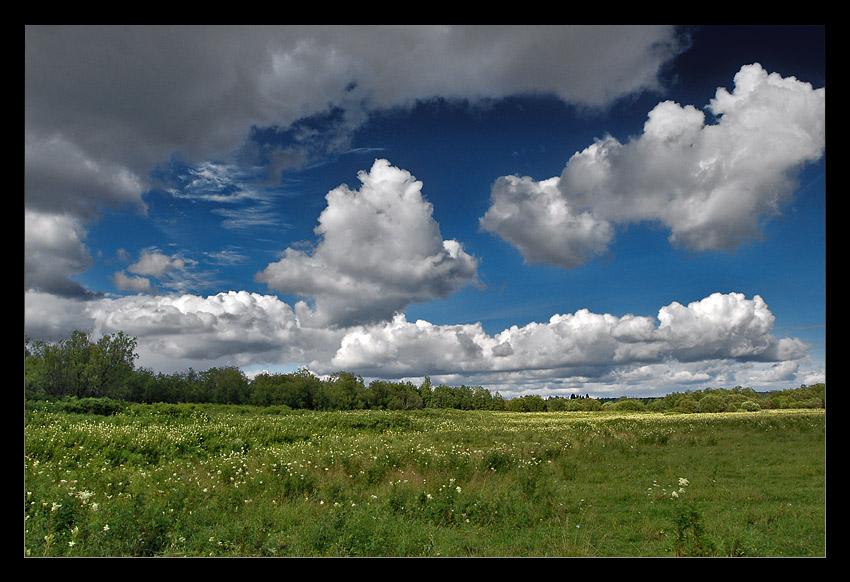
[24,404,826,557]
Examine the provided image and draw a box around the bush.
[738,400,761,412]
[57,397,128,416]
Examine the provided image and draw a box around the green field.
[24,404,826,557]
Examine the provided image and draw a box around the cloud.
[80,291,345,371]
[479,175,614,268]
[26,25,684,194]
[111,271,154,294]
[127,250,186,278]
[24,209,95,298]
[256,159,479,327]
[24,28,819,395]
[482,63,826,266]
[25,25,686,299]
[25,288,811,394]
[326,292,808,380]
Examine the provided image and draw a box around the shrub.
[738,400,761,412]
[57,397,127,416]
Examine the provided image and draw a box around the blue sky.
[25,25,825,397]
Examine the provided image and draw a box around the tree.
[315,372,366,410]
[88,332,138,399]
[384,381,423,410]
[251,369,319,409]
[25,330,138,399]
[201,367,249,405]
[696,394,726,413]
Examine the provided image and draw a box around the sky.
[24,25,826,398]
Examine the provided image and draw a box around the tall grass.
[24,405,825,556]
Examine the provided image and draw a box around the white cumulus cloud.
[110,271,154,294]
[325,292,809,380]
[256,159,479,327]
[82,291,344,371]
[480,175,614,268]
[482,63,826,266]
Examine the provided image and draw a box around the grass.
[24,405,826,557]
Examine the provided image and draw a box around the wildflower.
[103,524,110,532]
[671,490,679,498]
[51,502,61,512]
[678,478,689,487]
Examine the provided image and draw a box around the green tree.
[506,395,546,412]
[384,381,423,410]
[696,394,727,413]
[25,330,138,400]
[314,372,366,410]
[427,384,462,409]
[250,372,285,407]
[673,396,699,414]
[604,397,645,412]
[253,369,319,409]
[201,367,249,404]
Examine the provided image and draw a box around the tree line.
[24,330,825,414]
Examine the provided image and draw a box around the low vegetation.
[24,403,825,556]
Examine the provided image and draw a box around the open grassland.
[24,405,826,557]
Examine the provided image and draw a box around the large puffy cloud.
[256,159,479,327]
[25,24,685,203]
[81,291,345,371]
[326,292,809,381]
[481,63,826,266]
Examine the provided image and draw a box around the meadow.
[24,404,826,557]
